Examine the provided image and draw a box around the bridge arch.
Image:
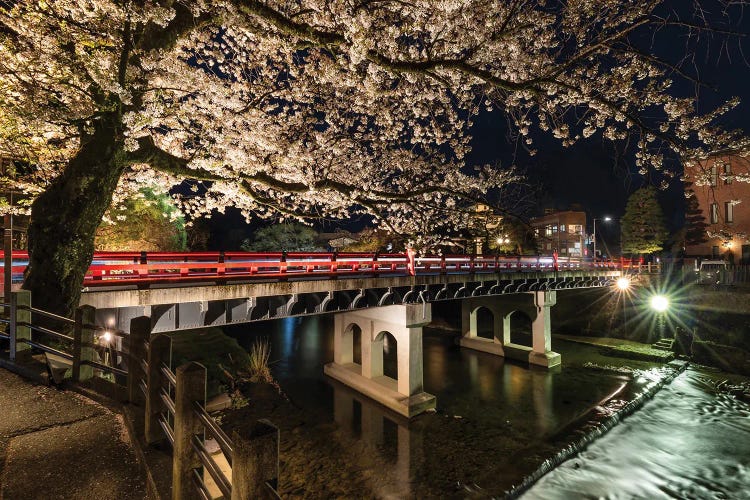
[337,321,366,367]
[504,310,534,347]
[470,306,496,341]
[374,330,399,380]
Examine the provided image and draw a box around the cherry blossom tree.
[0,0,747,315]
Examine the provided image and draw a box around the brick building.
[684,153,750,263]
[530,209,587,257]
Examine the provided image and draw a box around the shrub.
[248,338,273,383]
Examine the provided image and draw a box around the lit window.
[710,166,718,187]
[545,226,552,236]
[710,203,719,224]
[560,224,566,232]
[725,202,734,223]
[724,164,732,185]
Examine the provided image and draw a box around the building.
[684,152,750,263]
[530,209,587,258]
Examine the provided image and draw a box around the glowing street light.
[100,330,113,344]
[592,216,612,262]
[616,277,631,290]
[650,294,669,312]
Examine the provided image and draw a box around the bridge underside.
[82,272,618,334]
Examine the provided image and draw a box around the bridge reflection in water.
[226,313,628,497]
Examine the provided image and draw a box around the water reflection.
[225,315,648,496]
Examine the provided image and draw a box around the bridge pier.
[324,303,436,418]
[459,291,561,369]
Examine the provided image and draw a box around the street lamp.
[592,216,612,262]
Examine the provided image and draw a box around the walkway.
[0,369,147,499]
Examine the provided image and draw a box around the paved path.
[0,369,147,499]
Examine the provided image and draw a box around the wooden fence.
[0,291,280,499]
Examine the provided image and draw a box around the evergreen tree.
[241,223,321,252]
[620,186,668,256]
[684,182,709,246]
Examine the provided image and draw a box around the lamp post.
[592,216,612,262]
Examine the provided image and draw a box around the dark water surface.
[223,315,749,498]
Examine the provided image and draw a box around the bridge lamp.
[616,277,631,291]
[100,330,113,344]
[650,294,669,313]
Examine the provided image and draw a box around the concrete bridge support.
[324,303,436,418]
[459,291,561,369]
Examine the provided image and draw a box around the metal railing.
[1,251,621,289]
[0,290,129,381]
[144,335,280,500]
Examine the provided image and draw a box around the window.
[545,226,552,236]
[724,164,732,185]
[725,202,734,223]
[559,224,566,232]
[710,165,718,187]
[710,203,719,224]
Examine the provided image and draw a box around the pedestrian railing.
[1,291,281,500]
[143,334,280,499]
[0,290,128,382]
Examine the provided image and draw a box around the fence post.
[231,420,280,500]
[127,316,151,405]
[72,305,96,381]
[172,362,206,500]
[145,333,171,444]
[9,290,31,361]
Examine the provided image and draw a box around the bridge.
[3,251,624,418]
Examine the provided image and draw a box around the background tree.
[0,1,747,315]
[684,182,710,248]
[621,186,668,256]
[241,223,321,252]
[95,190,186,251]
[342,227,403,252]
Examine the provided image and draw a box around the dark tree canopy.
[621,186,668,256]
[241,223,321,252]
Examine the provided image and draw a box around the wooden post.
[72,305,96,381]
[127,316,151,405]
[231,420,280,500]
[9,290,31,361]
[172,362,206,500]
[145,333,171,444]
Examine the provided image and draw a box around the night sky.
[467,1,750,248]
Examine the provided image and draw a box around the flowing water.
[522,369,750,499]
[220,315,750,498]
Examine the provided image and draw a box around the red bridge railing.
[1,251,621,288]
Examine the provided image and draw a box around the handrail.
[19,322,74,342]
[158,414,175,445]
[81,359,128,377]
[18,339,74,360]
[161,363,176,387]
[2,251,623,289]
[28,306,76,325]
[192,434,231,499]
[160,387,176,416]
[191,469,212,500]
[193,400,233,466]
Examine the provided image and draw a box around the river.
[219,314,750,498]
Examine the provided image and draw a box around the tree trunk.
[23,115,125,318]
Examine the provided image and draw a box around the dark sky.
[468,0,750,238]
[211,2,750,249]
